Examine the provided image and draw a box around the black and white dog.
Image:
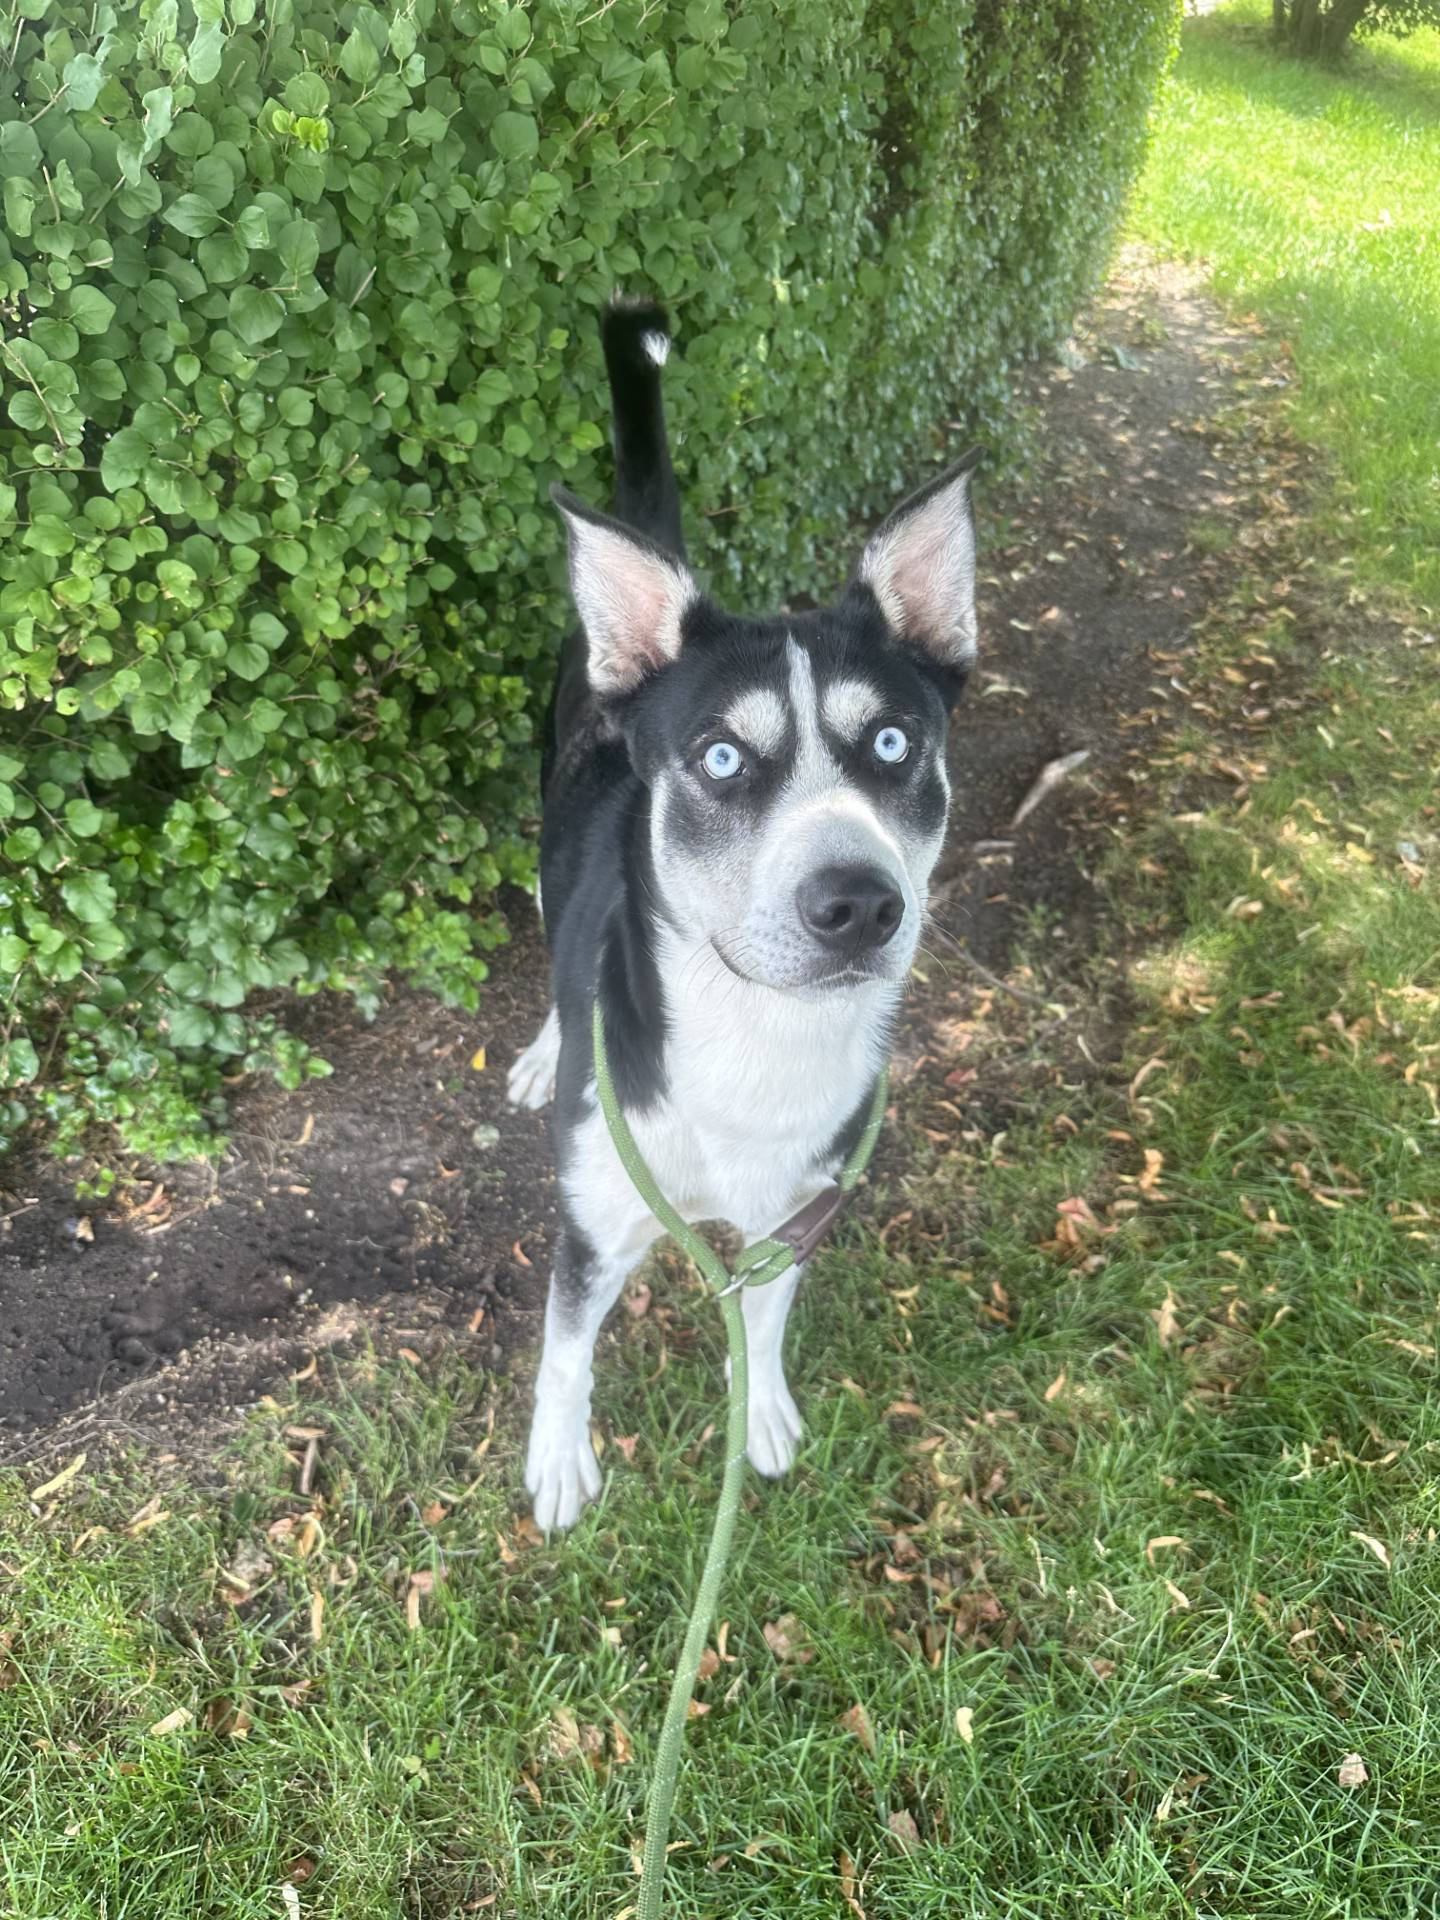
[508,296,979,1531]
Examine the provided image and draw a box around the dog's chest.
[632,954,894,1232]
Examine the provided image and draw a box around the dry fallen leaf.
[697,1647,721,1682]
[838,1703,876,1754]
[954,1705,975,1745]
[1351,1531,1391,1569]
[1151,1289,1181,1348]
[762,1614,814,1665]
[1138,1148,1165,1192]
[281,1884,301,1920]
[1338,1752,1369,1789]
[146,1706,193,1737]
[202,1697,251,1739]
[126,1496,170,1536]
[611,1718,634,1766]
[30,1453,86,1502]
[1043,1368,1067,1404]
[471,1047,487,1071]
[838,1850,866,1918]
[886,1809,920,1854]
[1145,1535,1185,1564]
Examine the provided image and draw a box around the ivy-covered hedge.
[0,0,1177,1161]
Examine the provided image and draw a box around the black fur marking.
[549,1221,601,1322]
[824,1072,890,1172]
[601,296,685,558]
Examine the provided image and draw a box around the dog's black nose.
[796,865,905,955]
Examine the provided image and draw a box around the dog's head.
[552,454,978,993]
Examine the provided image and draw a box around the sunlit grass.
[1132,0,1440,608]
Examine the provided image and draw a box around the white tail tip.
[641,329,670,367]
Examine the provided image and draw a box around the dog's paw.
[507,1010,560,1111]
[526,1414,601,1533]
[746,1382,803,1479]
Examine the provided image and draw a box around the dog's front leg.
[733,1260,806,1480]
[525,1228,636,1532]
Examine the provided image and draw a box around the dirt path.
[0,255,1254,1456]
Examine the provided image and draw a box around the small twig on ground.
[1011,749,1093,829]
[946,947,1057,1010]
[924,913,1062,1011]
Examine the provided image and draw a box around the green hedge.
[0,0,1177,1161]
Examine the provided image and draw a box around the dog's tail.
[601,295,685,560]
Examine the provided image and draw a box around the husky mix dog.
[508,296,979,1531]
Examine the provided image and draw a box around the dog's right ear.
[551,485,698,698]
[856,448,980,671]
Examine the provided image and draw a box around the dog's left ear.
[551,484,698,698]
[857,448,980,669]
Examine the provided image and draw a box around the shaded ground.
[0,256,1255,1451]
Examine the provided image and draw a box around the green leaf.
[63,52,106,111]
[490,111,538,160]
[276,217,320,277]
[4,828,42,863]
[164,192,223,237]
[166,1004,216,1048]
[3,1034,39,1084]
[67,286,117,336]
[100,428,150,491]
[64,798,104,837]
[250,612,286,648]
[408,106,452,145]
[89,741,133,781]
[0,121,41,177]
[227,640,269,680]
[228,285,286,343]
[199,231,250,282]
[61,870,118,926]
[340,26,381,83]
[676,45,709,88]
[188,17,225,85]
[3,177,34,238]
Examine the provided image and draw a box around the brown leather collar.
[772,1184,850,1265]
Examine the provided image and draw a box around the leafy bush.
[0,0,1177,1161]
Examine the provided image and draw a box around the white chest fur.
[563,934,896,1252]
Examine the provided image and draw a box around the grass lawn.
[1131,0,1440,611]
[4,11,1440,1916]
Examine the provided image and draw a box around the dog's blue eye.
[873,725,910,765]
[703,740,744,780]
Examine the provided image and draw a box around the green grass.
[1131,0,1440,610]
[5,15,1440,1914]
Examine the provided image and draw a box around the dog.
[508,295,979,1531]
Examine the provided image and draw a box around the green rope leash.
[591,1003,886,1920]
